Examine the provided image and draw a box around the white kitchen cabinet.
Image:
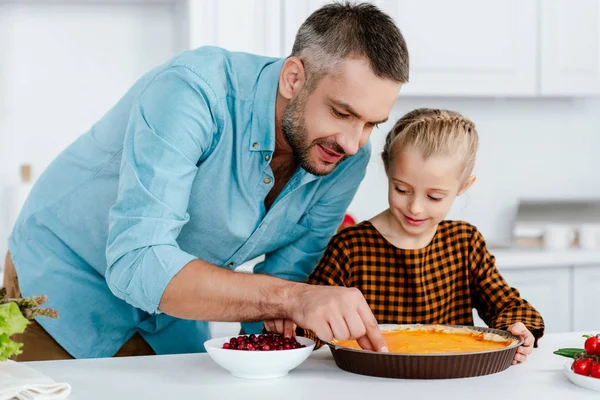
[540,0,600,95]
[282,0,537,96]
[180,0,282,57]
[500,267,571,333]
[473,267,571,333]
[372,0,538,96]
[573,266,600,332]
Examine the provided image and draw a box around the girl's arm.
[469,229,545,345]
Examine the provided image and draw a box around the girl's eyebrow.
[392,178,450,193]
[392,178,410,186]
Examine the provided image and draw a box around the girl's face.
[386,146,475,242]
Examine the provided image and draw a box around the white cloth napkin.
[0,360,71,400]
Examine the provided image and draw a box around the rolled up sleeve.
[105,66,220,314]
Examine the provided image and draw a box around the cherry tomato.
[572,358,593,376]
[584,336,600,356]
[590,362,600,379]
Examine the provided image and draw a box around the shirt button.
[263,177,271,184]
[265,154,271,161]
[226,262,234,268]
[252,142,259,149]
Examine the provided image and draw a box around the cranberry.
[222,333,305,351]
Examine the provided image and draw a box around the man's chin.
[300,159,340,176]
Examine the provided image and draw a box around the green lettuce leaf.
[0,333,23,361]
[0,302,30,361]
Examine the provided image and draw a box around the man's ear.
[458,175,476,195]
[278,56,306,101]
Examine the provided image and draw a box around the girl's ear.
[458,175,476,196]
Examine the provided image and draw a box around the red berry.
[222,343,231,349]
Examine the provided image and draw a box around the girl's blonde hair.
[381,108,479,182]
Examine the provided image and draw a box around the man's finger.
[357,304,387,352]
[312,320,334,344]
[356,335,374,351]
[283,319,296,338]
[274,319,285,334]
[264,320,275,332]
[328,313,350,342]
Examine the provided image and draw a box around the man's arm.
[105,66,384,350]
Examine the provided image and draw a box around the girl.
[290,108,544,364]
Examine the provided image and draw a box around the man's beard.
[281,94,347,176]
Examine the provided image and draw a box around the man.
[4,2,409,360]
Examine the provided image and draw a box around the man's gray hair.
[291,1,409,90]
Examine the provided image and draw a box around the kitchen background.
[0,0,599,337]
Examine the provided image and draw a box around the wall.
[0,1,180,262]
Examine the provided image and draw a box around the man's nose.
[337,126,363,156]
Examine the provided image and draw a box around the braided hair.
[382,108,479,182]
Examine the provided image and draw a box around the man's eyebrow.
[330,99,389,125]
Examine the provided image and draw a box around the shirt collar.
[250,58,285,153]
[249,58,319,186]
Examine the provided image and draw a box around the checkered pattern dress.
[300,220,545,347]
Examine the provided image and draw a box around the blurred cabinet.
[540,0,600,95]
[372,0,537,96]
[500,268,571,333]
[280,0,600,97]
[573,266,600,332]
[473,267,571,333]
[474,264,600,334]
[282,0,537,96]
[180,0,282,57]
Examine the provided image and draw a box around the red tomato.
[584,336,599,356]
[591,362,600,379]
[572,358,593,376]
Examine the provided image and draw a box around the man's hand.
[286,285,388,352]
[264,319,297,337]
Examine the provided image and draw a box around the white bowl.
[564,361,600,392]
[204,335,315,379]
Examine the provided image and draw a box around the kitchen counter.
[490,248,600,269]
[23,331,598,399]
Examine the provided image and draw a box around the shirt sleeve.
[105,66,220,314]
[469,228,545,344]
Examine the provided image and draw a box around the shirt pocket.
[261,219,310,255]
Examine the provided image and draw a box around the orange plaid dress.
[300,220,545,347]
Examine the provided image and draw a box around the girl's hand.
[508,322,534,364]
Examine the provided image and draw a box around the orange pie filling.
[333,326,515,354]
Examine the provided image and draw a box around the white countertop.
[22,331,598,399]
[490,248,600,269]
